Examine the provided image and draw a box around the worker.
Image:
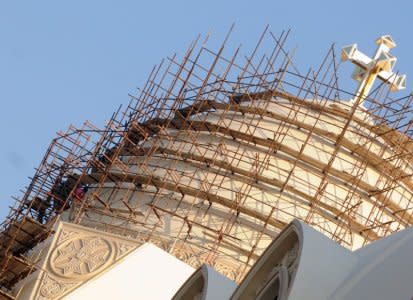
[27,196,49,224]
[49,174,79,212]
[73,185,89,203]
[95,148,116,171]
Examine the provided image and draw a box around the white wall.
[64,243,194,300]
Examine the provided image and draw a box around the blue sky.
[1,0,412,221]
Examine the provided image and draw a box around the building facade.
[0,30,412,299]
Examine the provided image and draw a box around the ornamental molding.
[29,222,139,300]
[48,236,113,280]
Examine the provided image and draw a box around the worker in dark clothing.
[48,174,79,212]
[93,148,116,172]
[27,196,49,224]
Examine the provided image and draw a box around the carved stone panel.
[49,236,113,280]
[28,222,139,300]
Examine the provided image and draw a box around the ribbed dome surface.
[78,91,413,280]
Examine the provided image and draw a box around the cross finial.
[341,35,406,105]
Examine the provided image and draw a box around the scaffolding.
[0,121,106,293]
[2,27,413,293]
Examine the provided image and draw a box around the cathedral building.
[1,29,412,299]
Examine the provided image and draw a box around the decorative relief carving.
[39,274,75,299]
[116,242,136,259]
[213,258,239,280]
[173,245,241,281]
[255,241,300,297]
[151,239,170,252]
[59,230,79,243]
[171,246,192,261]
[171,243,207,269]
[49,236,113,280]
[186,254,204,269]
[35,222,139,299]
